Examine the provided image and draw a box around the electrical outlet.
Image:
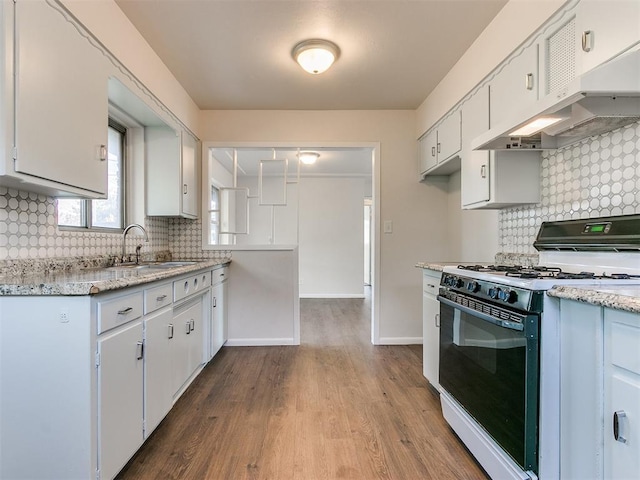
[384,220,393,234]
[59,309,69,323]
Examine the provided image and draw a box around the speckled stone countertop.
[416,253,540,272]
[0,252,231,296]
[547,285,640,314]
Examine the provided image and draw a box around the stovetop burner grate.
[457,264,640,280]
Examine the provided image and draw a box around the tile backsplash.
[499,121,640,254]
[0,186,229,261]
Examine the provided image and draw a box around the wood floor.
[117,292,489,480]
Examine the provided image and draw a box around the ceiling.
[115,0,507,110]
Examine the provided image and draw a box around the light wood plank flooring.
[117,292,489,479]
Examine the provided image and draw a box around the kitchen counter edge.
[547,285,640,315]
[0,260,230,296]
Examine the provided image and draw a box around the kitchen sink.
[106,261,197,272]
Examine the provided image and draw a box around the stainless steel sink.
[105,261,197,272]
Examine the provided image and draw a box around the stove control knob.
[503,289,518,304]
[454,278,464,288]
[467,281,480,293]
[489,287,501,299]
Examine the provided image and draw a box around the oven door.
[438,293,540,474]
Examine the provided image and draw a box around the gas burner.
[504,266,563,279]
[603,273,640,280]
[556,271,596,280]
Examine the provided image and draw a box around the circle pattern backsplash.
[499,121,640,254]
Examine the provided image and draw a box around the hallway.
[117,296,488,479]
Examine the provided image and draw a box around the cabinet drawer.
[144,282,173,314]
[423,271,441,297]
[97,292,144,334]
[212,266,228,286]
[174,271,211,302]
[611,321,640,375]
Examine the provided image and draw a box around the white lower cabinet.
[604,308,640,480]
[559,299,640,480]
[97,320,144,480]
[211,266,229,358]
[422,269,441,389]
[171,298,204,397]
[0,265,223,480]
[143,307,173,437]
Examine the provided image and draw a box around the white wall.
[61,0,200,135]
[446,171,499,263]
[200,110,450,344]
[227,249,299,345]
[299,177,365,298]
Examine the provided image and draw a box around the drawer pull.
[213,297,217,308]
[435,313,440,328]
[614,410,627,443]
[185,322,191,334]
[426,284,436,289]
[117,307,133,315]
[168,324,174,339]
[135,341,144,360]
[156,294,167,301]
[190,319,195,332]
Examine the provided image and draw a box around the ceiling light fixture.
[298,151,320,165]
[292,39,340,75]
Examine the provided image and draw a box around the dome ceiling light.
[298,151,320,165]
[292,39,340,75]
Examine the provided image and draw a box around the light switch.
[384,220,393,234]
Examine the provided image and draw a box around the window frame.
[56,118,127,233]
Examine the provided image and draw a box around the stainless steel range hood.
[472,48,640,151]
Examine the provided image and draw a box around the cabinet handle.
[99,144,107,161]
[435,314,440,328]
[190,319,195,332]
[185,322,191,334]
[168,324,174,339]
[582,30,593,52]
[135,341,144,360]
[431,146,436,157]
[481,165,487,178]
[437,142,441,154]
[525,73,534,91]
[613,410,627,443]
[156,294,167,301]
[426,284,435,289]
[183,184,188,195]
[117,307,133,315]
[213,297,217,308]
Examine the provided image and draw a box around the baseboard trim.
[225,338,298,346]
[377,336,423,345]
[300,294,366,299]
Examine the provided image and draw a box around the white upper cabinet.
[419,109,461,176]
[461,86,490,206]
[489,43,539,127]
[575,0,640,75]
[462,85,540,209]
[5,0,109,197]
[146,128,199,219]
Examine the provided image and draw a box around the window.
[57,119,126,231]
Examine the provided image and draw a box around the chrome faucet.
[122,223,149,262]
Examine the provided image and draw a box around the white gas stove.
[437,215,640,480]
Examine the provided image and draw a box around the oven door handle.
[437,295,525,332]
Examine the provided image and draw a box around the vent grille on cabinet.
[545,17,576,95]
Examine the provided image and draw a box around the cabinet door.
[181,132,198,218]
[143,308,173,437]
[422,271,441,389]
[211,282,227,357]
[171,299,203,395]
[98,321,144,480]
[577,0,640,75]
[461,86,490,207]
[604,309,640,480]
[437,110,461,162]
[419,129,438,174]
[490,44,538,127]
[14,0,108,196]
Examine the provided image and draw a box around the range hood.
[472,48,640,151]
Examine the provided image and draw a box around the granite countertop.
[548,285,640,315]
[0,259,230,296]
